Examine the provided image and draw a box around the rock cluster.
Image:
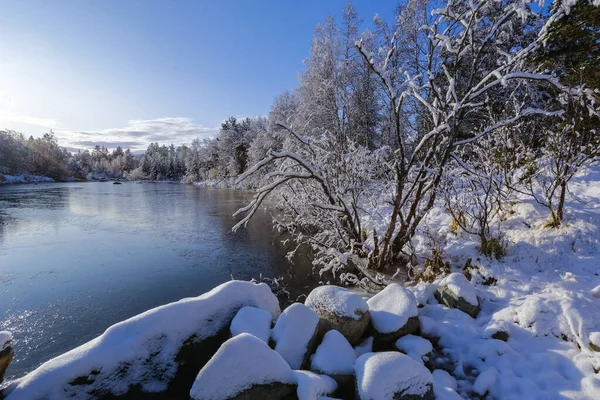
[188,276,481,400]
[3,276,481,400]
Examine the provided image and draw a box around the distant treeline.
[0,115,272,183]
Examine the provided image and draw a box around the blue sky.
[0,0,395,151]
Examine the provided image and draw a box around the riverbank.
[0,174,55,185]
[2,167,600,398]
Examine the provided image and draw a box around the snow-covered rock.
[305,285,370,345]
[272,303,319,370]
[0,332,13,384]
[355,352,434,400]
[472,367,498,396]
[190,333,296,400]
[395,335,433,364]
[5,280,280,400]
[230,306,273,343]
[311,330,357,398]
[354,336,373,358]
[366,283,420,350]
[295,370,337,400]
[432,370,462,400]
[311,330,356,376]
[589,332,600,352]
[591,284,600,298]
[434,273,480,318]
[0,332,12,350]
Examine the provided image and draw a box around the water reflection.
[0,182,317,379]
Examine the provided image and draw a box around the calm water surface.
[0,182,316,380]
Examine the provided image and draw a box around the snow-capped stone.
[272,303,319,370]
[311,330,357,398]
[591,284,600,298]
[305,285,370,345]
[6,280,280,400]
[190,333,296,400]
[472,367,498,396]
[294,370,337,400]
[355,352,434,400]
[354,337,373,358]
[0,332,12,350]
[395,335,433,364]
[367,283,420,350]
[589,332,600,352]
[311,330,356,375]
[0,332,13,384]
[230,306,273,343]
[432,370,462,400]
[483,319,511,342]
[435,273,480,318]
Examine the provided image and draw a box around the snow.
[432,369,462,400]
[271,303,319,370]
[395,165,600,398]
[472,367,498,396]
[439,272,478,307]
[294,370,337,400]
[395,335,433,363]
[305,285,369,320]
[589,332,600,347]
[230,306,273,343]
[366,283,418,334]
[0,331,12,349]
[354,336,373,358]
[355,352,433,400]
[310,330,356,375]
[190,333,295,400]
[0,174,54,184]
[6,280,280,400]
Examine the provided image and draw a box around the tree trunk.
[556,179,567,226]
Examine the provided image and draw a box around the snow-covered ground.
[405,164,600,398]
[2,165,600,399]
[0,174,54,184]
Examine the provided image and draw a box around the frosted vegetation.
[1,1,600,398]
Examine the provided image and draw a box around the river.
[0,182,317,380]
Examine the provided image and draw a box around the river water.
[0,182,317,380]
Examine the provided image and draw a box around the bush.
[478,236,507,259]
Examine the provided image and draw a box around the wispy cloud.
[58,117,219,151]
[0,111,58,129]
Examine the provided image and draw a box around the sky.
[0,0,396,152]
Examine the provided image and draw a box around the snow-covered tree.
[235,0,600,286]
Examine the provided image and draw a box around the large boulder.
[5,281,280,400]
[434,273,480,318]
[271,303,319,370]
[305,285,370,345]
[230,306,273,343]
[355,352,434,400]
[310,330,357,398]
[0,332,13,384]
[294,370,337,400]
[190,333,297,400]
[367,284,419,351]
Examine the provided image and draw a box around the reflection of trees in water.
[207,188,319,300]
[0,187,73,210]
[0,187,75,242]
